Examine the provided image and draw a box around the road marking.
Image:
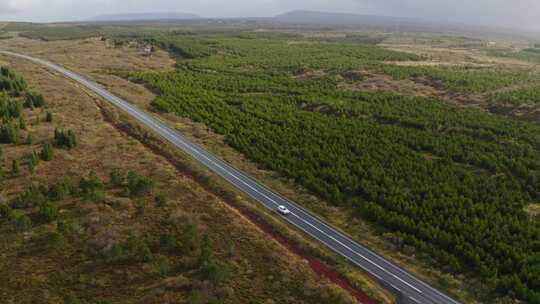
[288,211,422,293]
[390,284,402,292]
[410,296,422,304]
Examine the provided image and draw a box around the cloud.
[362,0,540,30]
[0,0,39,13]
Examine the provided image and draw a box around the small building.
[142,45,153,57]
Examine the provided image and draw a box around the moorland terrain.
[2,19,540,304]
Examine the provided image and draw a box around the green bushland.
[0,66,28,96]
[491,85,540,106]
[487,47,540,64]
[0,67,39,144]
[126,34,540,303]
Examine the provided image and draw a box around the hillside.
[90,12,201,22]
[273,10,411,25]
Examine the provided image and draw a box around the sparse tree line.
[0,67,77,177]
[0,67,49,144]
[1,169,161,228]
[0,167,235,304]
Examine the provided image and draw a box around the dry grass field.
[382,44,532,67]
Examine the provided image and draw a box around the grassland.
[0,45,369,304]
[5,23,540,304]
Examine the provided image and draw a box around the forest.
[119,34,540,303]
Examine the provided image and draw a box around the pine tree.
[40,143,54,161]
[45,111,53,122]
[54,129,78,149]
[28,160,35,174]
[25,92,45,108]
[154,193,167,207]
[126,171,155,196]
[67,130,78,149]
[198,234,214,266]
[0,123,18,144]
[28,151,39,174]
[109,169,124,187]
[19,116,26,130]
[11,159,20,175]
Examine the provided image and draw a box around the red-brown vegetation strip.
[98,105,379,304]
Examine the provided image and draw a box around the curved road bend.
[0,50,461,304]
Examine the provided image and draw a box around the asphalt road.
[1,50,462,304]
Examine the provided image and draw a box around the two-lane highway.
[0,50,461,304]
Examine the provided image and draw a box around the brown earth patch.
[296,68,328,79]
[1,37,175,74]
[381,44,535,68]
[339,71,441,98]
[338,70,485,110]
[385,60,493,67]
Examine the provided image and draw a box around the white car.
[277,205,291,215]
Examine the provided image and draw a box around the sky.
[1,0,540,31]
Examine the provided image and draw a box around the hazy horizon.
[1,0,539,32]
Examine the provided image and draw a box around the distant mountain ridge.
[86,10,472,34]
[273,10,413,25]
[91,12,201,22]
